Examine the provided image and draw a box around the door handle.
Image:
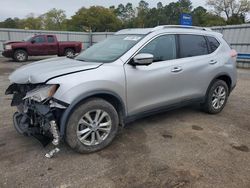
[171,66,183,73]
[209,60,217,65]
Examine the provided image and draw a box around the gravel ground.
[0,57,250,188]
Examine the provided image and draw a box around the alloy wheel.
[16,52,26,61]
[211,85,226,110]
[77,109,112,146]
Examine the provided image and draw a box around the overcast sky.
[0,0,207,21]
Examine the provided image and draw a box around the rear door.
[47,35,58,55]
[175,34,219,99]
[28,35,48,55]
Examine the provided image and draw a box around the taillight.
[230,49,237,58]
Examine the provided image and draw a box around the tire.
[13,112,26,135]
[14,49,28,62]
[202,79,229,114]
[64,48,75,58]
[66,98,119,153]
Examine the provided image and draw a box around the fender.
[59,90,126,137]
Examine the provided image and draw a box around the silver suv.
[6,25,237,154]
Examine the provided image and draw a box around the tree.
[137,0,149,14]
[125,3,136,20]
[0,18,19,28]
[207,0,250,21]
[163,2,181,25]
[115,4,126,21]
[204,13,227,26]
[20,13,42,30]
[192,6,208,25]
[157,2,163,9]
[69,6,122,32]
[179,0,192,13]
[137,0,150,27]
[40,8,67,30]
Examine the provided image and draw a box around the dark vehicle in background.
[2,34,82,62]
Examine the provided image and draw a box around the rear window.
[207,36,220,52]
[179,34,208,58]
[47,36,55,43]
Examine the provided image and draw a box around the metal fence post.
[89,31,93,47]
[7,31,11,41]
[67,33,69,41]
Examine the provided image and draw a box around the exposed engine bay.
[5,83,66,158]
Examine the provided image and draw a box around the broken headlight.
[23,85,59,102]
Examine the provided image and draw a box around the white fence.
[211,24,250,54]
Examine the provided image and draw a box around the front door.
[28,35,48,55]
[125,34,185,116]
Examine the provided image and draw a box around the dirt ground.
[0,57,249,188]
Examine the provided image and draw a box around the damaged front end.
[5,83,67,158]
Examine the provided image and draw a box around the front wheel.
[202,79,229,114]
[14,49,28,62]
[66,98,119,153]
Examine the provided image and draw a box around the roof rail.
[151,25,212,32]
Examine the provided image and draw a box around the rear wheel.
[64,48,75,58]
[66,98,119,153]
[202,79,229,114]
[14,49,28,62]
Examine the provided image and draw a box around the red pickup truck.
[2,34,82,62]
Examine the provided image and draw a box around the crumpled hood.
[9,57,103,84]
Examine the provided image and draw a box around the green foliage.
[19,14,42,30]
[0,18,20,28]
[68,6,122,32]
[40,8,67,30]
[0,0,249,31]
[191,6,226,26]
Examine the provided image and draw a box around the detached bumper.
[2,50,14,58]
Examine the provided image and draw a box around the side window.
[47,36,55,43]
[33,36,46,43]
[207,36,220,53]
[179,34,208,58]
[139,35,176,62]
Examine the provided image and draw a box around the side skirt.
[124,97,205,124]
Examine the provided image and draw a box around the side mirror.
[31,39,35,44]
[131,53,154,66]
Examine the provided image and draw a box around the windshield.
[75,34,144,63]
[23,35,34,42]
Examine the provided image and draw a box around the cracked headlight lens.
[23,85,59,102]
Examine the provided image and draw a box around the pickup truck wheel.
[202,79,229,114]
[14,49,28,62]
[66,98,119,153]
[64,48,75,58]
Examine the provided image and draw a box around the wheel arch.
[64,47,75,53]
[205,73,232,98]
[13,48,28,54]
[59,90,126,137]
